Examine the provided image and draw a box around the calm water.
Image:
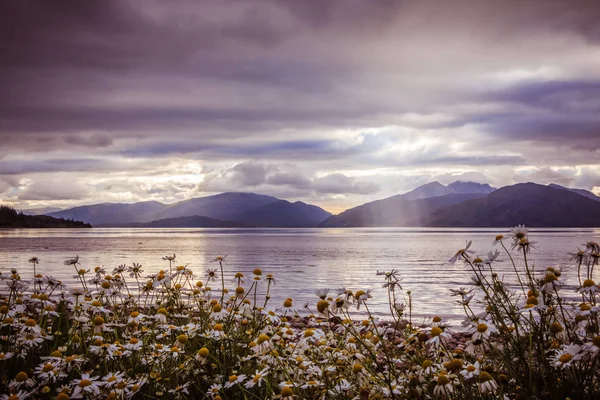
[1,228,599,325]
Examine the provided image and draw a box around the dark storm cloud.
[472,80,600,149]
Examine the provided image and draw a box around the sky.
[1,0,600,214]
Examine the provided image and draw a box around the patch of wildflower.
[1,228,600,399]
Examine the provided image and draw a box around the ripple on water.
[1,227,599,326]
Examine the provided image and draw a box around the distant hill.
[548,184,600,202]
[237,200,332,227]
[47,192,331,227]
[422,183,600,227]
[150,192,280,222]
[320,181,494,227]
[48,201,166,226]
[105,215,246,228]
[21,206,64,215]
[0,205,91,228]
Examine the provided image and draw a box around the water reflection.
[1,227,599,325]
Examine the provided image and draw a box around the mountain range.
[47,192,332,228]
[319,181,496,227]
[16,181,600,228]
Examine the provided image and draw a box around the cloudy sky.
[1,0,600,213]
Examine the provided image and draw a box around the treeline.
[0,205,91,228]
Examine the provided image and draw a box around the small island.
[0,205,91,228]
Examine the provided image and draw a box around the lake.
[1,227,599,325]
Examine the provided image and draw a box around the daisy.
[168,382,190,396]
[569,248,588,264]
[9,372,36,391]
[433,374,454,396]
[0,391,30,400]
[514,238,537,254]
[449,240,474,264]
[460,361,481,379]
[551,344,583,368]
[206,383,222,398]
[300,379,323,389]
[205,268,218,282]
[426,327,451,349]
[314,288,330,300]
[281,386,295,400]
[578,279,600,295]
[277,298,298,315]
[102,371,126,388]
[492,234,506,245]
[70,373,103,398]
[245,368,269,388]
[128,263,144,278]
[477,371,498,394]
[224,374,246,388]
[541,272,561,294]
[34,362,64,382]
[449,287,473,297]
[125,378,147,399]
[583,336,600,355]
[510,225,529,242]
[470,322,496,341]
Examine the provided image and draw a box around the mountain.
[548,184,600,202]
[447,181,496,195]
[399,181,496,201]
[107,215,246,228]
[48,201,166,226]
[422,182,600,227]
[319,181,495,227]
[0,206,91,228]
[237,200,332,227]
[20,206,64,215]
[400,181,453,200]
[150,192,279,221]
[47,192,331,227]
[320,192,487,227]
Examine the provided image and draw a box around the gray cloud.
[198,162,380,197]
[313,174,380,195]
[18,179,90,201]
[1,0,599,210]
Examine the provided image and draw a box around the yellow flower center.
[78,379,92,387]
[558,353,572,363]
[198,347,209,358]
[177,334,188,344]
[316,299,329,313]
[257,334,270,345]
[437,375,450,385]
[583,279,596,288]
[479,371,493,382]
